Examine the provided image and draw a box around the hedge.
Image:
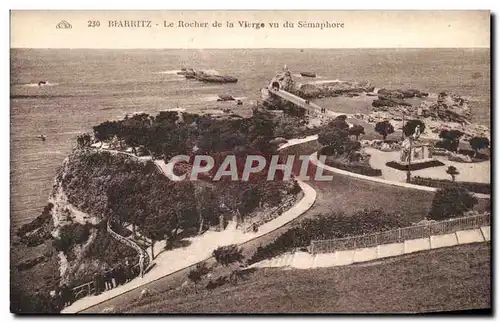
[411,176,490,194]
[324,157,382,176]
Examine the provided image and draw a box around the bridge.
[268,87,325,115]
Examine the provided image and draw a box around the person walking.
[93,273,102,295]
[60,284,73,306]
[124,258,132,283]
[104,266,113,290]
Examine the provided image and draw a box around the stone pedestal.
[386,142,444,171]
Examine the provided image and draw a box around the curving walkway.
[249,225,490,270]
[309,151,490,199]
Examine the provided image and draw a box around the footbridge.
[268,87,324,115]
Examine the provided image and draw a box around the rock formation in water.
[294,80,375,99]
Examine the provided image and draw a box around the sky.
[10,10,490,48]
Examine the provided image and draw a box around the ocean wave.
[293,73,324,79]
[309,79,345,85]
[22,82,59,87]
[200,96,247,102]
[163,108,187,112]
[155,70,182,75]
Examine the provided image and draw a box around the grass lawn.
[121,242,490,314]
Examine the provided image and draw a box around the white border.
[4,1,497,321]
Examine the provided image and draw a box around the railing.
[309,213,490,254]
[243,196,297,233]
[107,217,151,272]
[69,217,151,301]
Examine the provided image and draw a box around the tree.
[194,184,217,234]
[212,245,244,267]
[318,128,350,156]
[142,211,172,259]
[429,186,478,221]
[403,119,426,138]
[438,129,464,152]
[374,121,395,141]
[446,166,460,182]
[469,137,489,157]
[187,262,210,293]
[348,125,365,141]
[329,116,350,131]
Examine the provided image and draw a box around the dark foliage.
[469,137,490,155]
[348,124,365,140]
[438,129,464,152]
[411,176,490,195]
[403,120,425,137]
[212,245,244,267]
[374,121,395,140]
[324,153,382,176]
[52,222,93,253]
[429,186,478,221]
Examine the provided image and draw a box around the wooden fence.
[309,213,490,254]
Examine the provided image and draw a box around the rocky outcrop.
[377,88,429,99]
[372,96,412,107]
[217,94,235,101]
[196,71,237,83]
[294,80,375,99]
[270,70,296,92]
[419,91,471,124]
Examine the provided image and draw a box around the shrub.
[438,129,464,152]
[212,245,244,267]
[428,186,478,221]
[348,125,365,141]
[469,137,490,156]
[410,176,490,195]
[374,121,395,140]
[324,156,382,176]
[446,166,460,181]
[187,262,211,292]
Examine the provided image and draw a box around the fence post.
[398,228,402,242]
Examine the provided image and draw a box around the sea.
[10,48,491,229]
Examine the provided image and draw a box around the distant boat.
[37,135,46,141]
[38,81,47,86]
[300,72,316,78]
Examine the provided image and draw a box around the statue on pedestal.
[400,137,412,162]
[400,124,422,162]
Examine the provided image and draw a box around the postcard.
[10,10,491,314]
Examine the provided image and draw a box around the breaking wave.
[22,82,59,87]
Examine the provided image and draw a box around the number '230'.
[88,20,100,27]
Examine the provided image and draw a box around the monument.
[386,124,444,171]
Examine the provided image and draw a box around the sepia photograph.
[9,10,491,314]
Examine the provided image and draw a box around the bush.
[187,262,211,292]
[324,156,382,176]
[428,186,478,221]
[212,245,244,267]
[411,176,490,195]
[374,121,395,140]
